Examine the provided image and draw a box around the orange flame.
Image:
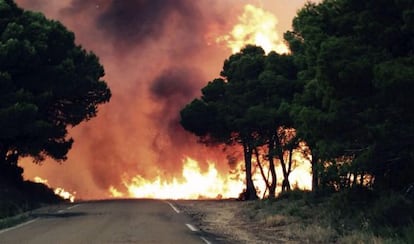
[34,176,76,202]
[216,4,289,54]
[110,155,312,199]
[113,157,244,199]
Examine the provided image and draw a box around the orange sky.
[14,0,318,199]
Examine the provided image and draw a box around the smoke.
[14,0,243,198]
[148,66,204,172]
[96,1,199,48]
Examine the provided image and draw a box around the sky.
[15,0,318,199]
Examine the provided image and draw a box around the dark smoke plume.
[95,1,202,49]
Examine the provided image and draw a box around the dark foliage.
[0,180,63,218]
[0,0,111,182]
[287,0,414,192]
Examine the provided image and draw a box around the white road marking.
[200,236,213,244]
[185,223,198,232]
[0,218,38,234]
[164,201,209,243]
[0,204,81,234]
[57,204,81,213]
[66,204,80,210]
[165,201,180,213]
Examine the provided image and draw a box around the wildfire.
[112,157,244,199]
[33,176,76,203]
[217,4,289,54]
[110,156,312,199]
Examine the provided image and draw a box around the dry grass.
[337,231,391,244]
[177,191,413,243]
[298,224,337,243]
[261,214,290,227]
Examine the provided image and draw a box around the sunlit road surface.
[0,199,210,244]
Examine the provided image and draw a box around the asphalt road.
[0,199,211,244]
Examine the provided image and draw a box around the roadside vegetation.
[0,179,64,229]
[248,189,414,243]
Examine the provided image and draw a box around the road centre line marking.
[57,204,81,213]
[200,236,213,244]
[66,204,80,210]
[0,218,38,234]
[165,201,180,214]
[164,201,206,242]
[164,202,208,243]
[185,223,198,232]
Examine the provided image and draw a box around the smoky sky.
[149,66,202,138]
[61,0,201,52]
[148,66,204,170]
[13,0,252,198]
[150,67,200,100]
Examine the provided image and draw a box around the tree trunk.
[275,138,290,193]
[279,157,290,192]
[283,147,294,191]
[0,149,23,184]
[311,155,319,192]
[242,142,258,200]
[287,147,293,174]
[268,138,277,199]
[359,173,365,187]
[254,148,270,195]
[278,145,290,192]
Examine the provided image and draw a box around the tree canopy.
[181,45,301,199]
[181,0,414,197]
[0,0,111,183]
[287,0,414,191]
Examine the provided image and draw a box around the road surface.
[0,199,213,244]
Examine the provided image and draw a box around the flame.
[33,176,48,184]
[34,176,76,203]
[117,157,244,199]
[54,187,76,203]
[111,155,312,199]
[216,4,289,54]
[108,186,124,198]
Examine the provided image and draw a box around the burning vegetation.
[11,0,310,200]
[33,177,76,203]
[216,4,289,54]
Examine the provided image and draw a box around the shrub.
[369,192,414,234]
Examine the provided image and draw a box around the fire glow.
[110,156,312,199]
[112,157,244,199]
[216,4,289,54]
[34,176,76,202]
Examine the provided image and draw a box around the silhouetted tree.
[181,45,267,200]
[286,0,414,191]
[259,52,301,194]
[0,0,111,183]
[181,46,303,198]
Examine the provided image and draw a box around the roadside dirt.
[176,199,299,244]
